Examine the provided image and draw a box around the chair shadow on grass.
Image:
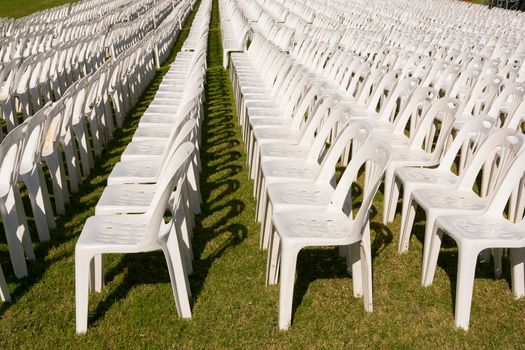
[290,195,394,324]
[0,11,200,317]
[188,65,250,300]
[407,208,508,313]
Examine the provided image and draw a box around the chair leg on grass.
[278,243,299,330]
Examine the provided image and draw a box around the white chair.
[18,104,56,242]
[41,101,70,215]
[381,96,460,224]
[75,142,195,334]
[0,123,34,278]
[397,115,497,254]
[268,141,391,330]
[0,58,21,133]
[423,147,525,330]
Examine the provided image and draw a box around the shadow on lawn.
[408,211,509,312]
[189,64,249,300]
[291,200,393,322]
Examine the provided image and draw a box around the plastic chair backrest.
[19,102,52,174]
[142,142,195,247]
[331,141,392,234]
[317,121,372,182]
[0,123,27,197]
[457,129,525,193]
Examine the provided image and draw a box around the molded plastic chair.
[397,115,496,254]
[268,141,391,330]
[423,148,525,330]
[75,142,195,334]
[18,104,56,242]
[407,130,525,283]
[0,123,33,278]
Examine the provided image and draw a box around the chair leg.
[278,242,299,330]
[75,250,93,334]
[161,231,192,318]
[399,192,417,254]
[0,194,31,278]
[0,264,10,302]
[348,242,363,298]
[382,168,394,225]
[89,254,104,293]
[73,124,93,177]
[422,226,443,287]
[13,187,34,260]
[22,171,50,242]
[421,212,436,282]
[257,177,267,223]
[387,176,400,223]
[492,248,503,279]
[454,245,479,330]
[175,208,193,276]
[266,228,281,286]
[360,225,373,312]
[260,200,272,250]
[44,151,69,215]
[62,138,81,193]
[510,248,525,299]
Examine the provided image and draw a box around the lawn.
[0,0,74,18]
[0,0,524,348]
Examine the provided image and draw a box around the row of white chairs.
[0,0,196,305]
[74,0,211,333]
[222,0,525,331]
[0,0,189,141]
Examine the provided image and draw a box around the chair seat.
[396,167,458,187]
[390,147,434,163]
[95,184,156,215]
[437,215,525,245]
[412,188,487,211]
[107,160,160,185]
[267,182,334,210]
[132,126,172,141]
[259,143,310,161]
[77,215,150,251]
[262,159,320,182]
[253,127,301,143]
[139,114,182,128]
[273,209,356,245]
[121,139,168,161]
[250,117,292,128]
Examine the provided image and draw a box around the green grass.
[1,0,525,348]
[0,0,75,18]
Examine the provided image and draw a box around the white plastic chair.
[268,140,391,330]
[75,142,195,334]
[423,147,525,330]
[397,115,497,254]
[18,104,56,242]
[408,129,525,283]
[0,123,34,278]
[41,101,70,215]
